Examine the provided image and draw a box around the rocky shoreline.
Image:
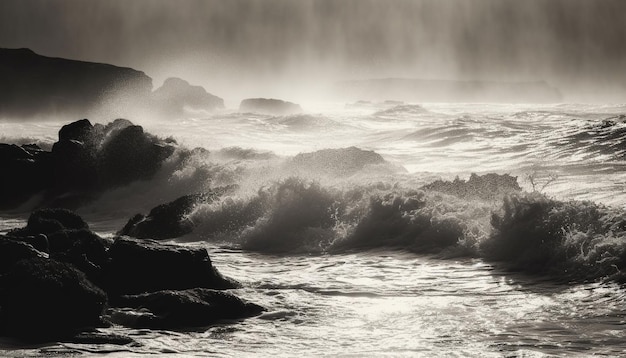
[0,118,264,345]
[0,208,264,345]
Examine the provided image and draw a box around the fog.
[1,0,625,103]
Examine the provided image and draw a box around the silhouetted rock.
[240,98,302,115]
[105,237,237,296]
[108,288,264,329]
[0,257,107,341]
[63,331,134,345]
[0,118,177,210]
[25,208,89,235]
[152,77,224,117]
[58,118,94,142]
[9,209,110,285]
[0,237,47,274]
[119,193,205,240]
[0,48,152,119]
[98,124,175,188]
[0,143,51,209]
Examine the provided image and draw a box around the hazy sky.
[1,0,625,101]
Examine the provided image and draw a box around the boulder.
[0,118,177,210]
[24,208,89,235]
[0,236,47,274]
[108,288,264,329]
[10,209,109,285]
[118,194,204,240]
[98,124,175,188]
[152,77,224,116]
[239,98,302,115]
[0,143,50,209]
[105,237,237,296]
[58,118,94,143]
[0,257,107,341]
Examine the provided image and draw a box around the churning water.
[2,102,626,356]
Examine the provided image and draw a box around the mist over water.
[1,0,625,102]
[2,1,626,356]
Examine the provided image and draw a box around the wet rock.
[10,209,109,285]
[105,237,237,296]
[63,331,134,345]
[0,143,50,209]
[98,124,175,188]
[239,98,302,115]
[58,118,94,143]
[0,257,107,341]
[0,236,47,274]
[25,208,89,235]
[0,118,177,210]
[108,288,264,329]
[118,194,201,240]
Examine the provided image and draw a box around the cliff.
[0,48,224,120]
[0,48,153,119]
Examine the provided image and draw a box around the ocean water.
[2,102,626,357]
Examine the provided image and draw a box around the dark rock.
[25,208,89,235]
[2,233,49,253]
[118,193,209,240]
[152,77,224,117]
[0,48,152,120]
[0,143,50,209]
[46,229,109,286]
[0,236,47,274]
[239,98,302,115]
[98,125,175,188]
[0,257,107,341]
[0,118,177,210]
[58,118,94,143]
[10,209,109,285]
[51,137,98,194]
[63,331,134,345]
[105,237,237,296]
[108,288,264,329]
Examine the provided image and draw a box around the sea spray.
[484,192,626,281]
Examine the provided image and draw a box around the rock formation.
[240,98,302,115]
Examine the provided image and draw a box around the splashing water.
[2,102,626,357]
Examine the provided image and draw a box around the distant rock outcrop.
[0,48,152,119]
[240,98,302,115]
[152,77,224,117]
[0,48,224,120]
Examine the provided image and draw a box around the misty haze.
[1,1,626,357]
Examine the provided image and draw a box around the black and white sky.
[1,0,625,101]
